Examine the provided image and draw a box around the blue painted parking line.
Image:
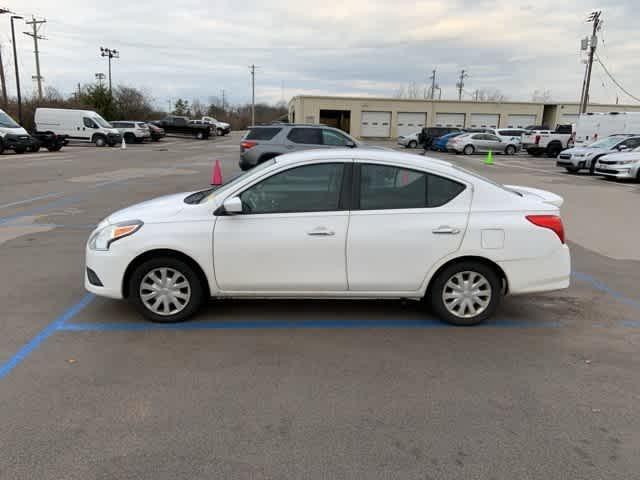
[0,192,64,210]
[572,271,640,311]
[59,317,561,331]
[621,320,640,328]
[0,293,95,380]
[0,196,80,225]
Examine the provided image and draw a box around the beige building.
[288,95,640,139]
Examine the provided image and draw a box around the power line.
[595,53,640,103]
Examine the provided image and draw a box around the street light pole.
[100,47,119,93]
[10,15,24,125]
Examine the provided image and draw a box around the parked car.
[239,123,359,170]
[594,147,640,181]
[35,108,121,147]
[419,127,462,149]
[397,131,420,149]
[110,121,151,144]
[0,109,65,153]
[483,128,529,145]
[85,148,570,326]
[522,127,573,158]
[447,132,519,155]
[145,122,165,141]
[556,135,640,174]
[151,116,211,140]
[201,116,231,136]
[432,132,465,152]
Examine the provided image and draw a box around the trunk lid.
[504,185,564,207]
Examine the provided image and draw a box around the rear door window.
[322,129,351,146]
[287,128,323,144]
[245,128,282,141]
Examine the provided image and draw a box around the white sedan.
[85,149,571,326]
[397,131,420,149]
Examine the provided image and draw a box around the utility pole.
[24,16,46,100]
[0,9,10,107]
[456,70,468,101]
[100,47,119,93]
[95,72,105,87]
[428,69,437,100]
[10,15,23,124]
[579,11,602,114]
[250,64,256,126]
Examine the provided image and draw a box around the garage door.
[361,111,391,137]
[559,113,579,125]
[397,112,426,137]
[435,113,465,128]
[469,114,499,129]
[507,114,537,128]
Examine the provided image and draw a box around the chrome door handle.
[432,226,460,235]
[307,229,335,236]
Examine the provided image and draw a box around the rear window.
[245,128,282,141]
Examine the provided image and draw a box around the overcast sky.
[4,0,640,109]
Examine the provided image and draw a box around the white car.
[110,121,151,144]
[397,131,420,149]
[595,147,640,181]
[484,128,528,145]
[85,149,570,326]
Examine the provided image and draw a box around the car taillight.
[535,135,541,145]
[526,215,565,244]
[241,140,257,149]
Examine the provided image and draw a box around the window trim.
[231,161,352,215]
[353,163,467,211]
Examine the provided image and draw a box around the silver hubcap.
[139,267,191,316]
[442,271,492,319]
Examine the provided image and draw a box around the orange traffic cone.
[211,159,223,186]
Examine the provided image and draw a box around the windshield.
[587,136,625,149]
[93,115,112,128]
[200,159,276,203]
[0,110,20,128]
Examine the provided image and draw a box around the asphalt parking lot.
[1,133,639,479]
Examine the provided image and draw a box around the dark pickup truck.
[151,116,211,140]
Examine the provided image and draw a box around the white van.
[574,112,640,146]
[35,108,122,147]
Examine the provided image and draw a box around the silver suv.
[239,124,359,170]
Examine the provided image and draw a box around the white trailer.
[574,112,640,146]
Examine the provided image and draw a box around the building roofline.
[289,95,638,109]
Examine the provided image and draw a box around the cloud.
[6,0,640,107]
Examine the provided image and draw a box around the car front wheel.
[463,144,475,155]
[429,261,501,326]
[504,145,516,156]
[408,140,417,149]
[130,257,205,322]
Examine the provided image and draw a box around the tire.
[195,131,205,140]
[408,140,418,149]
[14,147,26,154]
[463,144,475,155]
[94,135,107,147]
[217,128,224,136]
[636,170,640,183]
[124,133,136,144]
[546,143,562,158]
[47,145,62,152]
[28,144,41,153]
[504,145,516,156]
[589,156,601,175]
[429,261,502,326]
[129,257,205,323]
[565,166,580,173]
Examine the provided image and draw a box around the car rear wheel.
[124,133,136,144]
[504,145,516,156]
[463,144,475,155]
[408,140,417,149]
[195,131,205,140]
[429,261,501,326]
[129,257,205,323]
[94,136,107,147]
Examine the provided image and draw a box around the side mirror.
[345,140,356,148]
[222,197,243,214]
[618,145,629,151]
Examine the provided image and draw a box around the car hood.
[217,121,230,128]
[1,126,29,136]
[562,146,606,156]
[600,151,640,162]
[106,192,191,224]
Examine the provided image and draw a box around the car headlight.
[89,220,143,251]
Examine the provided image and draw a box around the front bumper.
[4,134,37,149]
[85,244,132,299]
[595,167,635,179]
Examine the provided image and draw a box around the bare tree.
[473,88,508,102]
[393,81,422,99]
[531,89,553,102]
[191,98,205,118]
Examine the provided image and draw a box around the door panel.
[214,212,349,291]
[347,163,472,291]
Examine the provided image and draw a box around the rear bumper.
[498,244,571,295]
